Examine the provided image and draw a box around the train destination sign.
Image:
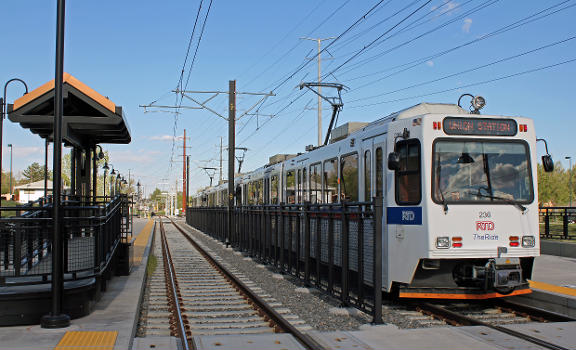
[443,117,517,136]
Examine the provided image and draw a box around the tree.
[150,188,162,202]
[537,162,572,206]
[1,171,16,195]
[21,162,52,183]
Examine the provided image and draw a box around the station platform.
[0,225,574,350]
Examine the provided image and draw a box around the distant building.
[14,180,54,203]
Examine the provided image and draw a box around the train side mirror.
[388,152,400,171]
[542,155,554,172]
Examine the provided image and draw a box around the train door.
[385,122,424,290]
[372,139,390,291]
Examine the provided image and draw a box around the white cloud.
[462,18,473,33]
[445,0,459,11]
[426,60,435,67]
[111,150,160,164]
[147,135,184,142]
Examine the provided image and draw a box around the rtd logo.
[476,221,495,231]
[402,211,415,221]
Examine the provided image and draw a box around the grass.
[0,200,20,217]
[146,254,157,277]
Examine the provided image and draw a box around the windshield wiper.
[469,192,526,212]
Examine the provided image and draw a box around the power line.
[349,57,576,108]
[323,0,432,79]
[349,35,576,103]
[183,0,214,93]
[267,0,390,94]
[327,0,501,80]
[344,0,576,87]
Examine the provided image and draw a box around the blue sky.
[1,0,575,196]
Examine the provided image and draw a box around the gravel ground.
[174,219,436,331]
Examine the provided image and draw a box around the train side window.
[364,150,371,201]
[248,182,254,205]
[297,169,301,203]
[324,158,338,203]
[257,179,264,204]
[271,175,279,204]
[310,163,321,203]
[340,153,359,202]
[376,148,383,198]
[286,171,295,204]
[395,139,421,205]
[302,168,308,202]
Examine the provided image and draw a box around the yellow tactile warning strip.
[12,72,116,113]
[530,280,576,297]
[54,331,117,350]
[133,219,154,265]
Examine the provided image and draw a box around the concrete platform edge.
[510,289,576,319]
[124,221,156,350]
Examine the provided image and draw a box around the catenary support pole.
[41,0,70,328]
[186,155,190,211]
[183,129,187,210]
[227,80,236,247]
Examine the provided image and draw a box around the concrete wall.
[541,240,576,258]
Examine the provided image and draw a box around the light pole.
[0,79,28,198]
[110,168,116,196]
[8,144,12,200]
[566,156,572,207]
[102,161,109,200]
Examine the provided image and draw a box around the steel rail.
[167,217,326,350]
[491,299,576,323]
[159,219,191,350]
[417,302,571,350]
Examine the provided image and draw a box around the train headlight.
[436,237,450,249]
[522,235,535,248]
[472,95,486,110]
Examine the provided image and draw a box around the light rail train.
[191,95,553,299]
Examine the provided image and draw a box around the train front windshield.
[432,140,533,204]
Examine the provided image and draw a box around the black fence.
[187,200,384,323]
[0,194,130,286]
[539,207,576,240]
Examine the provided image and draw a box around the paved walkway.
[0,218,155,350]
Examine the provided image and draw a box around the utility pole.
[182,129,187,209]
[301,37,335,147]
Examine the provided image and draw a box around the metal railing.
[186,199,384,323]
[0,194,130,286]
[539,207,576,240]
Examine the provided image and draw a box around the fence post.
[295,206,301,277]
[373,196,383,324]
[544,208,550,238]
[279,203,285,272]
[304,203,311,286]
[563,208,569,240]
[328,209,334,294]
[341,202,349,306]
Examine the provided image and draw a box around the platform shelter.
[0,73,132,325]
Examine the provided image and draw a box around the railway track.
[140,217,322,350]
[412,300,575,350]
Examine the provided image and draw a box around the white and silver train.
[191,97,553,299]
